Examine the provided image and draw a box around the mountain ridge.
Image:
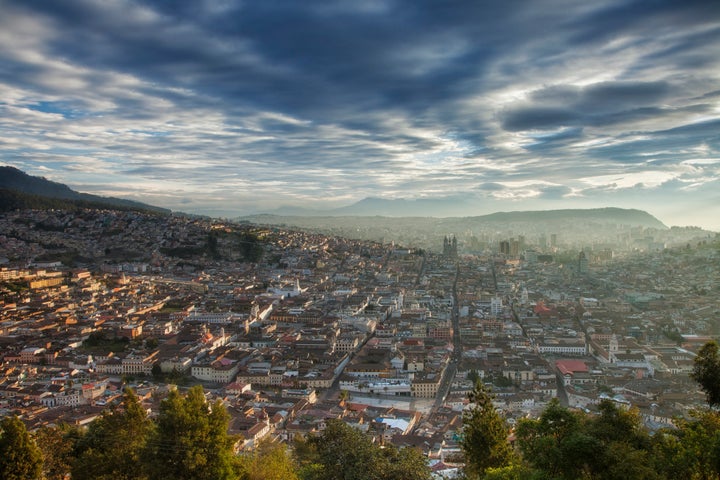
[252,203,667,229]
[0,166,170,214]
[263,197,667,228]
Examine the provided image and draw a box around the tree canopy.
[691,340,720,407]
[460,381,516,478]
[0,415,43,480]
[145,385,237,480]
[294,419,432,480]
[72,388,152,480]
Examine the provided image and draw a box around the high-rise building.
[490,296,503,316]
[578,251,589,274]
[499,240,510,255]
[510,239,520,257]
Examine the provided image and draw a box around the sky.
[1,0,719,230]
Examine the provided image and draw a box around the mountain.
[257,197,667,229]
[474,207,666,229]
[0,166,170,214]
[266,196,475,217]
[331,196,474,216]
[241,206,674,250]
[245,207,667,230]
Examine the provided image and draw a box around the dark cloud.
[501,81,676,131]
[501,107,579,132]
[1,0,719,228]
[524,128,585,152]
[579,81,670,111]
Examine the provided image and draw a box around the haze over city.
[1,0,719,229]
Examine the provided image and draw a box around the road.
[433,263,461,411]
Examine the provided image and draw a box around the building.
[443,236,458,258]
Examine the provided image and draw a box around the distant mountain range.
[256,197,668,229]
[267,196,475,217]
[0,166,170,214]
[0,167,669,231]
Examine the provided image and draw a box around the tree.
[296,419,431,480]
[34,424,77,480]
[236,439,299,480]
[72,388,152,480]
[338,389,350,406]
[517,399,661,480]
[306,419,381,480]
[381,444,432,480]
[460,381,516,479]
[652,409,720,480]
[691,340,720,407]
[467,369,481,385]
[515,398,589,479]
[0,415,43,480]
[588,400,650,449]
[145,385,236,480]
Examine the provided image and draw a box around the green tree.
[0,415,43,480]
[652,409,720,480]
[691,340,720,407]
[467,369,481,385]
[72,388,152,480]
[381,444,432,480]
[517,399,661,480]
[515,398,588,479]
[237,232,264,263]
[292,434,322,479]
[236,439,299,480]
[305,419,381,480]
[34,424,77,480]
[145,385,236,480]
[295,419,431,480]
[460,381,516,479]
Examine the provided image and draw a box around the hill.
[0,166,170,214]
[265,197,666,228]
[241,207,679,251]
[243,207,668,235]
[472,207,666,228]
[268,196,473,217]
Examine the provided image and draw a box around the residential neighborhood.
[1,208,718,464]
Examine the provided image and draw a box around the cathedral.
[442,235,458,258]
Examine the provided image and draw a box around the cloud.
[0,0,718,229]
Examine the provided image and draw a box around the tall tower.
[500,240,510,255]
[578,251,589,274]
[609,334,619,363]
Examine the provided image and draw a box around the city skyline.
[1,0,719,230]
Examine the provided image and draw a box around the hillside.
[267,198,667,230]
[475,207,666,228]
[0,166,170,214]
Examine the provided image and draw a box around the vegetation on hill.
[0,166,170,214]
[3,344,720,479]
[0,188,169,215]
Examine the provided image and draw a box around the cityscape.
[1,201,718,477]
[2,0,720,478]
